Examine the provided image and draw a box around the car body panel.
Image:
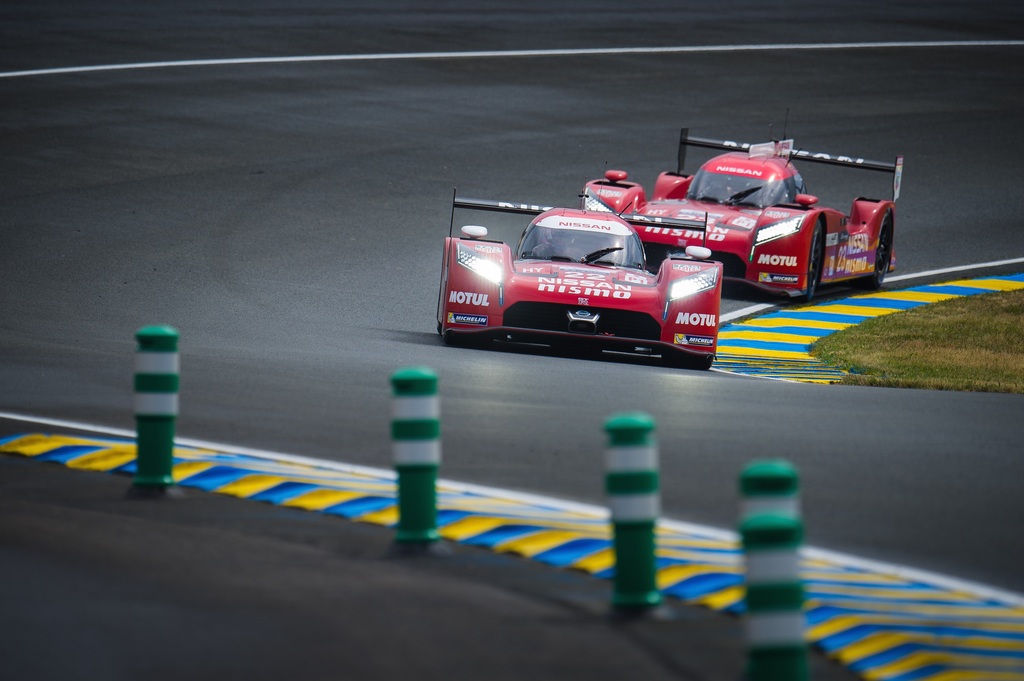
[438,204,722,368]
[583,130,902,299]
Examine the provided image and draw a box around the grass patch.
[811,288,1024,393]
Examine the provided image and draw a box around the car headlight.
[750,216,803,260]
[457,244,503,284]
[670,268,718,300]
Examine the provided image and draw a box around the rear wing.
[452,196,708,234]
[676,127,904,201]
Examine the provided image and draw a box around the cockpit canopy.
[686,155,807,209]
[517,213,646,270]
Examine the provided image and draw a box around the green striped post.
[605,412,662,611]
[740,460,800,521]
[390,367,441,545]
[133,325,179,490]
[741,513,807,681]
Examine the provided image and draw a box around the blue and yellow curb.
[714,273,1024,383]
[3,431,1023,681]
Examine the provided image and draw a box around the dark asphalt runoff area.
[0,428,854,681]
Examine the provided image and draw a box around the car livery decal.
[447,312,487,326]
[674,333,715,347]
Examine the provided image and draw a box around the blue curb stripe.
[762,310,871,324]
[437,509,476,526]
[249,481,322,504]
[725,325,836,337]
[663,572,744,600]
[851,642,1024,672]
[533,538,609,567]
[831,297,925,310]
[181,465,256,491]
[33,445,106,463]
[717,339,809,352]
[883,666,945,681]
[912,284,991,296]
[461,524,544,548]
[323,496,394,518]
[817,622,1024,653]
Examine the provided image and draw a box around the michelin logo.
[447,312,487,326]
[674,334,715,347]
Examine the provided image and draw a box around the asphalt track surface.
[3,2,1024,678]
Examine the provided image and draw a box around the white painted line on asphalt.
[720,303,775,323]
[2,40,1022,79]
[3,408,1023,607]
[886,255,1024,282]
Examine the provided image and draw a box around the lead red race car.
[437,197,723,370]
[582,129,904,300]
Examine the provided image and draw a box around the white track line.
[2,40,1022,79]
[3,408,1022,607]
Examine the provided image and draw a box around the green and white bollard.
[133,325,180,492]
[390,367,441,545]
[605,412,662,611]
[741,513,808,681]
[740,460,800,520]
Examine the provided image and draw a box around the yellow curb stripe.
[497,530,589,557]
[739,317,855,331]
[804,304,905,317]
[172,461,217,482]
[715,346,813,359]
[571,548,614,573]
[65,446,137,471]
[944,278,1024,291]
[215,474,292,498]
[439,516,516,541]
[694,586,745,610]
[358,507,399,526]
[282,488,365,511]
[719,330,822,344]
[658,563,741,589]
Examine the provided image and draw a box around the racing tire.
[802,221,825,302]
[859,212,893,290]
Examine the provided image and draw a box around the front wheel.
[802,222,825,302]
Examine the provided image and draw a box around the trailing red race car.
[437,197,723,370]
[582,128,904,300]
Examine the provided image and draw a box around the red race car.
[582,128,904,300]
[437,197,723,370]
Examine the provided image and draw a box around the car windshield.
[686,169,789,208]
[518,224,645,269]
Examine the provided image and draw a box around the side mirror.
[685,245,713,260]
[795,193,818,207]
[461,225,488,239]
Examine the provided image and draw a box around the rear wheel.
[860,212,893,290]
[803,222,825,302]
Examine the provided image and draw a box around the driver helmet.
[532,226,574,257]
